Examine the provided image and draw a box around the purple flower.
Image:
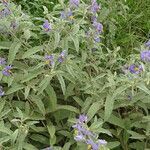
[97,139,107,146]
[69,0,80,7]
[91,16,97,23]
[141,50,150,62]
[45,54,54,66]
[2,65,12,76]
[78,114,88,123]
[128,64,143,74]
[0,7,11,18]
[145,40,150,48]
[60,10,74,21]
[60,11,66,19]
[58,50,67,63]
[90,0,100,13]
[0,86,4,96]
[74,134,85,141]
[94,36,101,43]
[93,21,103,34]
[0,57,6,65]
[86,139,99,150]
[43,20,51,32]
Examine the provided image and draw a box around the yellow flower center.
[69,15,74,20]
[74,129,78,136]
[45,60,50,64]
[134,67,139,71]
[87,145,92,150]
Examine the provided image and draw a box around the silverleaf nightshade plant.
[72,115,108,150]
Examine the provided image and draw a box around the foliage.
[0,0,150,150]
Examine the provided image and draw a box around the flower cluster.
[0,0,11,19]
[122,40,150,75]
[90,0,100,14]
[87,0,103,44]
[44,50,67,67]
[60,10,74,21]
[0,57,12,76]
[45,54,54,66]
[72,114,107,150]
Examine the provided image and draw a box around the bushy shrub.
[0,0,150,150]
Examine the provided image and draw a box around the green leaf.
[71,36,79,52]
[127,130,146,140]
[87,102,101,121]
[104,85,131,121]
[6,84,24,95]
[22,46,43,59]
[24,29,31,40]
[54,32,60,49]
[47,125,55,138]
[30,95,46,115]
[24,86,30,99]
[0,100,5,113]
[57,74,66,95]
[107,114,126,129]
[0,41,12,49]
[8,41,21,64]
[45,85,57,112]
[57,105,79,114]
[37,75,51,95]
[107,141,120,149]
[137,83,150,95]
[21,69,44,83]
[62,142,71,150]
[23,143,38,150]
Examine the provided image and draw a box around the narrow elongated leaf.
[8,41,21,64]
[54,32,60,49]
[30,95,46,115]
[45,85,57,112]
[63,142,71,150]
[57,105,79,114]
[22,46,42,59]
[6,84,24,95]
[71,36,79,52]
[37,75,51,95]
[127,130,146,140]
[57,74,66,95]
[47,125,55,138]
[0,41,12,49]
[137,84,150,95]
[87,102,101,121]
[104,85,131,121]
